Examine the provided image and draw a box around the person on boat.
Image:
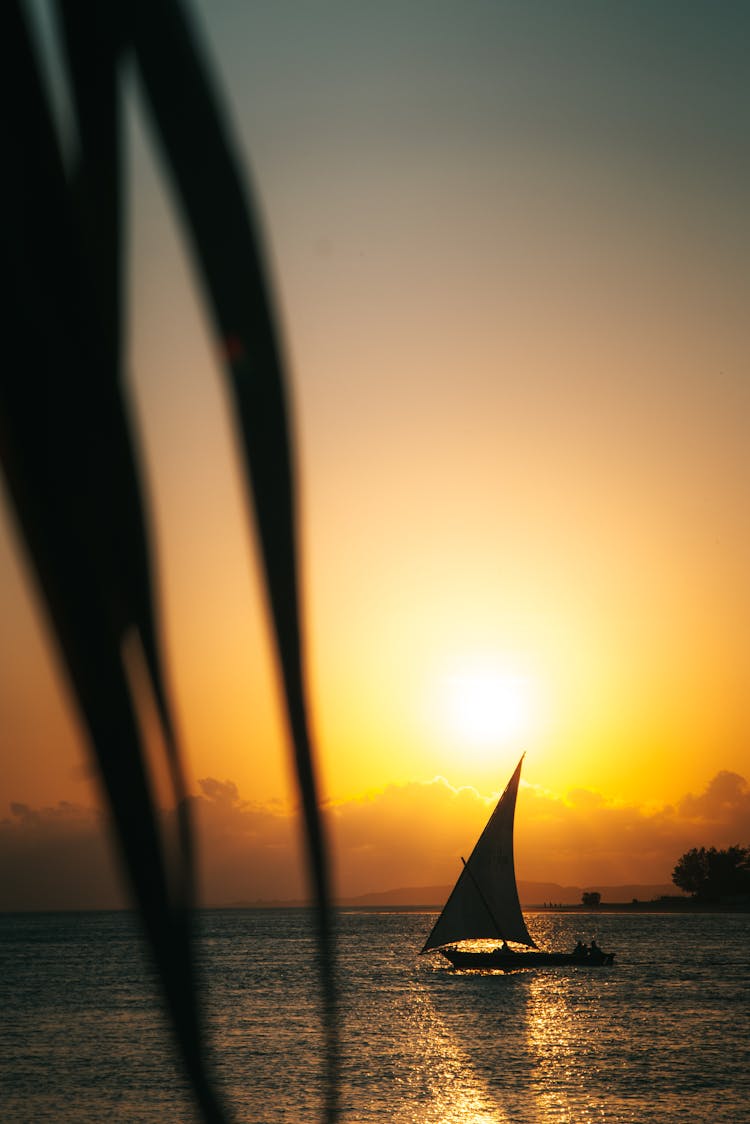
[589,938,600,958]
[500,940,510,953]
[573,940,586,957]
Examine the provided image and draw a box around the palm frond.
[1,1,337,1119]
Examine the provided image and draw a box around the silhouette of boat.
[421,755,615,969]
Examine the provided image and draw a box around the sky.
[2,1,749,905]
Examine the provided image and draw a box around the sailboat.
[421,756,614,969]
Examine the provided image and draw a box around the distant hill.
[337,881,679,908]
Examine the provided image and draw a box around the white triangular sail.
[421,756,536,952]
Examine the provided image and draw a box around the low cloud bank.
[328,769,750,893]
[1,770,748,909]
[0,801,123,909]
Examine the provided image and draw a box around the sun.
[444,667,533,749]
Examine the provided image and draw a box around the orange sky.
[2,2,749,901]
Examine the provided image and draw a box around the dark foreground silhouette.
[2,2,336,1119]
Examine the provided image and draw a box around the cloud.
[677,771,750,833]
[1,770,748,909]
[186,778,306,904]
[0,782,306,910]
[326,771,750,892]
[0,800,123,909]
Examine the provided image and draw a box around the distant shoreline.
[213,900,750,913]
[215,898,750,914]
[532,899,750,914]
[2,899,748,914]
[341,899,750,917]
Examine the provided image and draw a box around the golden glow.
[443,666,534,750]
[2,3,749,880]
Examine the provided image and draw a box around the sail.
[421,756,536,952]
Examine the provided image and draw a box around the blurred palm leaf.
[1,1,337,1119]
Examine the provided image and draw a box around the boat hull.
[440,947,615,969]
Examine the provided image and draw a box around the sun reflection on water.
[417,913,632,1124]
[354,973,516,1124]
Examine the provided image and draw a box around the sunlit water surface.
[2,909,748,1122]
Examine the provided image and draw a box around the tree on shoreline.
[672,845,750,901]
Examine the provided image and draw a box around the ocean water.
[1,908,748,1122]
